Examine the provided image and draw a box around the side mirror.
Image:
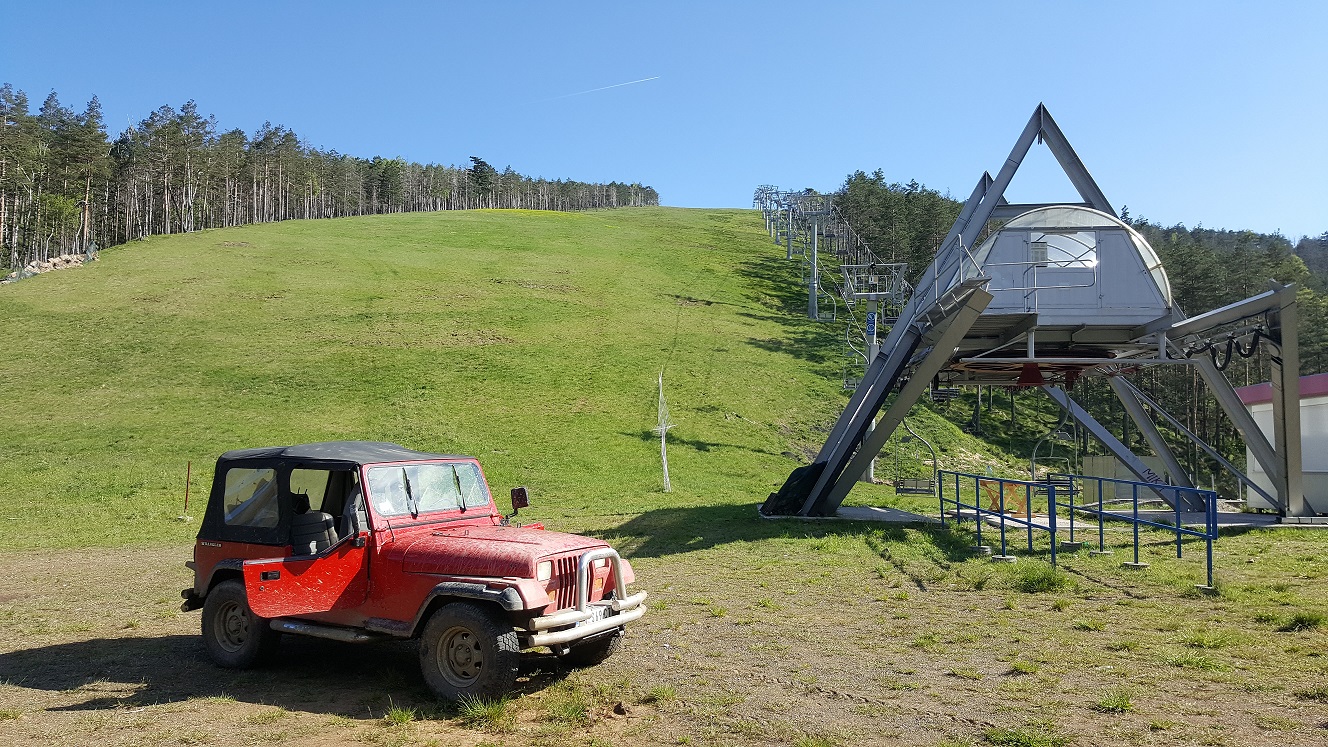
[510,486,530,513]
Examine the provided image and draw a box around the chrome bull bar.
[525,547,647,647]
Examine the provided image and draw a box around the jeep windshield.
[365,462,491,518]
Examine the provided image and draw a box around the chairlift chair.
[1031,413,1080,498]
[891,421,938,495]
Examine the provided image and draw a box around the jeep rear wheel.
[418,602,520,700]
[201,580,280,668]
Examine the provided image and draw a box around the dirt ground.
[2,543,1327,747]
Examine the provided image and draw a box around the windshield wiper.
[452,466,465,512]
[401,468,419,518]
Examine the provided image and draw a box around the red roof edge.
[1235,372,1328,406]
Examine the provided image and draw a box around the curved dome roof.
[972,205,1171,305]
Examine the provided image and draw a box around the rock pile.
[1,253,91,284]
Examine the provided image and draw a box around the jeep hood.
[398,525,609,578]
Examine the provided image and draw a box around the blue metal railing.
[1052,473,1218,588]
[937,472,1060,565]
[937,471,1219,587]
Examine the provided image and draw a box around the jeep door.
[243,467,371,618]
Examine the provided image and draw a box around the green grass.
[1007,660,1039,676]
[0,209,823,546]
[0,208,1038,549]
[245,707,289,725]
[1277,611,1325,632]
[1295,684,1328,702]
[1093,687,1134,713]
[1163,651,1229,671]
[542,685,590,726]
[641,685,677,704]
[456,696,515,732]
[382,705,416,726]
[1181,629,1233,649]
[1009,563,1070,594]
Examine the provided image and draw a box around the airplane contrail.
[542,76,660,102]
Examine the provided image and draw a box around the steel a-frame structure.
[762,104,1307,519]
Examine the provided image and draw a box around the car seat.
[290,492,337,555]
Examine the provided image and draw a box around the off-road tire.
[560,628,624,667]
[201,580,281,668]
[418,602,520,700]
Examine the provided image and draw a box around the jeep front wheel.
[201,580,280,668]
[418,602,520,700]
[560,628,624,667]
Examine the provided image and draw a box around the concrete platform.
[1134,510,1281,529]
[837,505,940,523]
[1276,515,1328,525]
[763,505,1322,529]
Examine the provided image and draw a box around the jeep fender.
[181,559,245,612]
[403,581,534,637]
[203,559,245,594]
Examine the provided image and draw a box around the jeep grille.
[551,555,578,610]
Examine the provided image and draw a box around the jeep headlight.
[536,560,552,582]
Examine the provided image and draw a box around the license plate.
[577,605,611,626]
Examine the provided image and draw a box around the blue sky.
[3,1,1325,240]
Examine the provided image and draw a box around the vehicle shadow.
[592,502,968,561]
[0,633,569,715]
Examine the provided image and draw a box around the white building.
[1237,372,1328,514]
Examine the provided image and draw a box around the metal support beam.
[1267,288,1305,516]
[873,173,992,365]
[1040,385,1179,506]
[861,299,880,484]
[785,202,793,260]
[1108,376,1203,510]
[1167,285,1290,340]
[797,325,922,515]
[990,202,1094,221]
[808,286,993,516]
[812,280,987,468]
[1193,354,1284,510]
[1034,106,1115,215]
[809,215,819,319]
[1116,377,1276,506]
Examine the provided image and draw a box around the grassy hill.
[5,207,1328,746]
[0,207,1017,549]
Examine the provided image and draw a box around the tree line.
[0,84,659,271]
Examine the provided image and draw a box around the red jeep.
[181,441,646,699]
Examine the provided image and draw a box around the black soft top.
[200,441,475,545]
[218,441,469,467]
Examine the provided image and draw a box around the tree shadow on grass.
[0,633,569,716]
[734,255,844,367]
[589,501,975,563]
[620,429,780,457]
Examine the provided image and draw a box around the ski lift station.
[762,104,1315,529]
